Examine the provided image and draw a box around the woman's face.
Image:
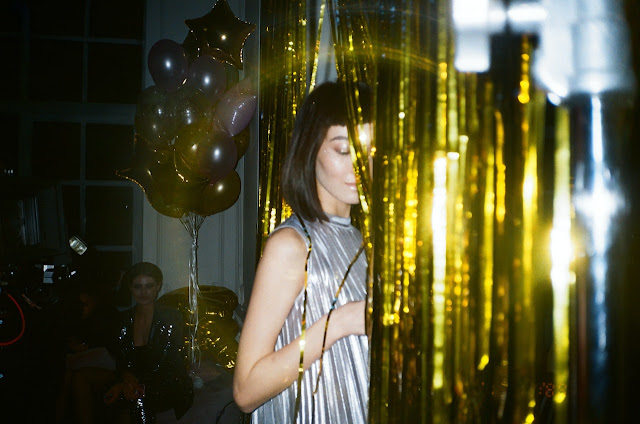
[130,274,160,306]
[315,124,372,217]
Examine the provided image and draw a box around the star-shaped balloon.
[184,0,256,70]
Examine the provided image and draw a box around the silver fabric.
[252,214,369,423]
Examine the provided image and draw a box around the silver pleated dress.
[251,214,369,424]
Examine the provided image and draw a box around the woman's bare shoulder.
[263,226,307,258]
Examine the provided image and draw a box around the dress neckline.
[326,213,351,227]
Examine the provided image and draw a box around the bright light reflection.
[551,106,571,416]
[432,153,447,389]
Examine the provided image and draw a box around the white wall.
[142,0,259,307]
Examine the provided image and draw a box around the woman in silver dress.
[234,81,372,423]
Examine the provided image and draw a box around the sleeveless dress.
[251,214,370,423]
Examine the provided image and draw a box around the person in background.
[102,262,193,423]
[56,276,119,424]
[233,81,373,423]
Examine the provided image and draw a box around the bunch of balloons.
[118,0,256,218]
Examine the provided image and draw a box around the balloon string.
[180,212,206,367]
[294,214,312,424]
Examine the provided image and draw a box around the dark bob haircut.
[125,262,163,286]
[281,81,372,222]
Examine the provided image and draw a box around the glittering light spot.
[554,392,566,403]
[547,92,562,106]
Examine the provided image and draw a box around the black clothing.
[113,305,193,420]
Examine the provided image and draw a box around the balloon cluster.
[118,1,256,218]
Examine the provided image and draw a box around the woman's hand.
[121,371,141,400]
[104,383,123,405]
[333,300,366,338]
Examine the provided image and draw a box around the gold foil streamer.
[327,0,377,350]
[479,81,495,376]
[293,215,312,421]
[314,241,365,393]
[551,105,572,422]
[258,0,308,252]
[514,36,541,422]
[491,107,510,420]
[308,0,326,91]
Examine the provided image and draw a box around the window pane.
[90,0,144,39]
[0,2,24,33]
[85,186,133,245]
[87,43,142,104]
[30,40,83,102]
[0,116,19,174]
[86,124,134,180]
[32,122,81,179]
[0,39,21,101]
[62,185,81,240]
[72,249,133,307]
[98,250,133,307]
[29,0,85,36]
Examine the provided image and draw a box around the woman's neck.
[135,302,155,319]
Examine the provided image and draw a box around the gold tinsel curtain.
[357,2,574,419]
[258,0,307,249]
[258,0,639,422]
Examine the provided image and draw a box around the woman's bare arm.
[232,228,365,413]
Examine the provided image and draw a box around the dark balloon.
[146,188,187,218]
[117,155,186,219]
[193,171,241,216]
[184,0,256,69]
[212,77,257,137]
[173,127,207,173]
[174,127,237,183]
[185,55,227,106]
[233,127,250,160]
[167,85,214,135]
[134,86,175,147]
[118,139,170,190]
[181,31,202,62]
[117,140,209,218]
[191,130,237,184]
[148,39,189,91]
[160,176,209,214]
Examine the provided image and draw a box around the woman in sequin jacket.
[104,262,193,422]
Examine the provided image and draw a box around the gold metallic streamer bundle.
[258,0,308,251]
[329,2,558,422]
